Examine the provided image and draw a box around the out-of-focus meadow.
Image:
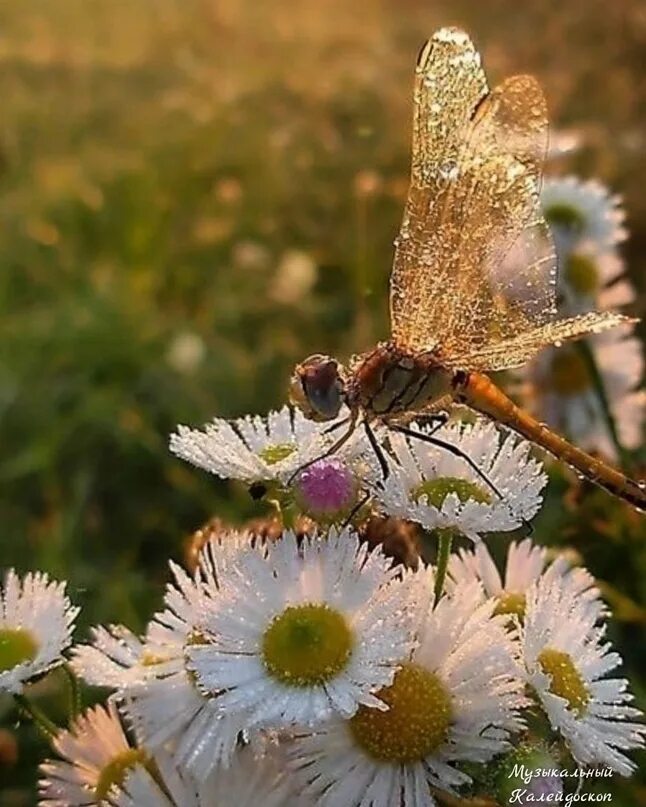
[0,0,644,802]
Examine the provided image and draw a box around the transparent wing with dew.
[390,28,559,360]
[449,311,634,371]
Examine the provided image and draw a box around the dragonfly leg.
[287,415,358,485]
[417,411,449,433]
[391,422,534,535]
[342,487,371,528]
[391,410,449,434]
[390,423,504,501]
[323,416,352,435]
[363,421,390,480]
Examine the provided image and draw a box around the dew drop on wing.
[439,160,459,181]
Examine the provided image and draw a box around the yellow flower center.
[0,628,39,672]
[548,349,592,396]
[140,651,168,667]
[538,647,589,716]
[544,202,585,233]
[349,663,453,762]
[259,443,296,465]
[94,748,148,800]
[565,253,599,295]
[411,477,491,508]
[262,604,353,686]
[494,592,526,619]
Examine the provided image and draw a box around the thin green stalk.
[13,692,59,740]
[276,499,298,531]
[575,340,630,468]
[63,663,81,720]
[433,528,455,605]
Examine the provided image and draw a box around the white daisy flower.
[520,573,646,775]
[113,746,305,807]
[188,528,416,728]
[123,542,253,781]
[373,420,547,542]
[170,405,346,486]
[447,539,598,618]
[70,625,150,690]
[541,176,627,255]
[288,570,526,807]
[523,325,644,460]
[170,405,380,522]
[0,570,79,695]
[39,702,149,806]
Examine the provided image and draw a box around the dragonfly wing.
[390,28,557,356]
[390,28,487,353]
[445,311,634,372]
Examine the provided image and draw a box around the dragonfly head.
[289,354,346,422]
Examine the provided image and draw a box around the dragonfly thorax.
[347,342,454,420]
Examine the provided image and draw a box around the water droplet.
[438,160,459,181]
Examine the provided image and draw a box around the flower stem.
[63,663,81,720]
[574,340,630,468]
[433,528,455,605]
[13,693,59,740]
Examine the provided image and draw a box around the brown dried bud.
[356,515,421,568]
[184,514,320,572]
[184,517,229,573]
[242,515,318,543]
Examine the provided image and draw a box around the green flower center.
[349,663,453,762]
[538,647,589,716]
[94,748,148,800]
[548,349,592,396]
[411,477,491,508]
[0,628,39,672]
[259,443,296,465]
[494,591,527,619]
[262,604,353,686]
[565,253,599,295]
[544,202,585,233]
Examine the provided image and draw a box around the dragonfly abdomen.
[350,343,453,418]
[455,371,646,511]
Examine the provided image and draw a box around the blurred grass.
[0,0,644,802]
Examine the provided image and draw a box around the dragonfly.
[288,27,646,511]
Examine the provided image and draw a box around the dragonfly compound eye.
[289,355,345,422]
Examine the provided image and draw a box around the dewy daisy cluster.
[520,174,645,460]
[2,403,643,807]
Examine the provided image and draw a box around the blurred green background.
[0,0,644,802]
